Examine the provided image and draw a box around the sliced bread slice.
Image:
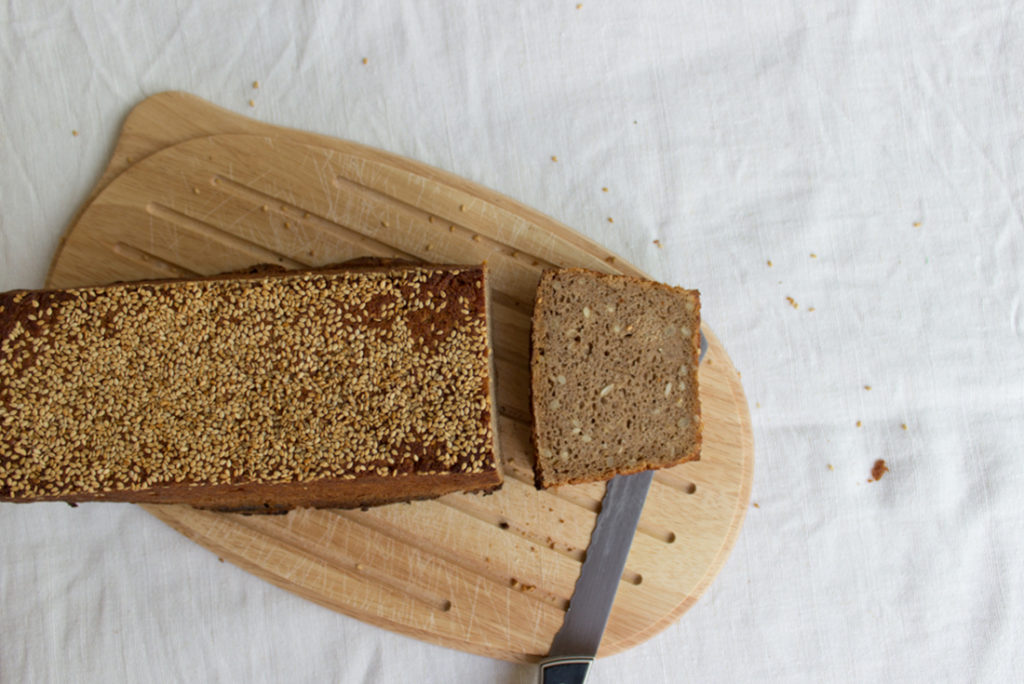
[531,268,701,488]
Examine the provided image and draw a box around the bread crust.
[0,260,502,512]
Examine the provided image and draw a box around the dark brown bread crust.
[0,261,501,512]
[530,268,702,488]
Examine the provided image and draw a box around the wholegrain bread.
[0,262,501,512]
[530,268,701,488]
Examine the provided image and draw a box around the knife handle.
[538,656,593,684]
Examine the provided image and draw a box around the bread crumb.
[449,225,455,233]
[864,385,872,391]
[604,256,616,264]
[766,259,772,267]
[252,80,260,89]
[71,129,79,137]
[607,217,614,223]
[424,244,433,252]
[901,423,908,430]
[856,420,862,427]
[870,459,889,482]
[601,186,608,192]
[509,578,536,592]
[653,239,662,248]
[786,296,798,309]
[472,235,482,243]
[380,220,390,228]
[362,57,368,65]
[459,204,466,212]
[283,222,291,229]
[261,205,269,212]
[810,253,817,258]
[827,464,834,471]
[192,187,201,195]
[576,3,583,8]
[248,99,255,107]
[808,307,816,312]
[913,221,921,227]
[752,502,760,508]
[551,155,558,162]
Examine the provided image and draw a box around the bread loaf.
[530,268,701,488]
[0,262,501,512]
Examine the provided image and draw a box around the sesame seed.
[0,267,497,499]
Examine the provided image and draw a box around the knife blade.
[538,333,707,684]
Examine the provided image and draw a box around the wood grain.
[46,92,754,663]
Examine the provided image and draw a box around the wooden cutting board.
[45,92,753,663]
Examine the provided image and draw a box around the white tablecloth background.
[2,2,1022,682]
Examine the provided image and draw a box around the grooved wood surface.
[45,92,754,663]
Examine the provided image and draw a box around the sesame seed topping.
[0,267,497,499]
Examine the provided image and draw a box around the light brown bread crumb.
[531,269,701,487]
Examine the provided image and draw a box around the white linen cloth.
[1,2,1022,682]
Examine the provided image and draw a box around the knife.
[538,333,708,684]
